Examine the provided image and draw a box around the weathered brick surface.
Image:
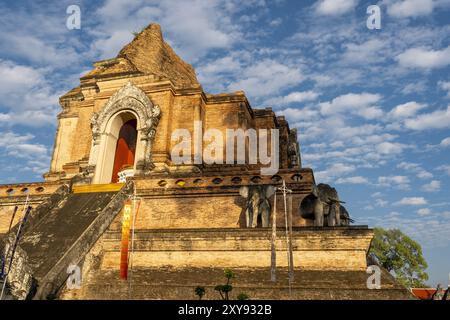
[97,227,373,271]
[0,182,65,234]
[60,267,413,300]
[53,226,407,300]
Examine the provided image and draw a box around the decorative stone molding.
[88,81,161,179]
[90,81,160,144]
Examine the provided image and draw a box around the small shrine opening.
[111,118,137,183]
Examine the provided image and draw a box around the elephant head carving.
[239,185,275,228]
[301,183,350,227]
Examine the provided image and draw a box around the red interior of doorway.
[111,119,137,183]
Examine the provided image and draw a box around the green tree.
[194,286,206,300]
[215,269,235,300]
[237,293,249,300]
[369,228,429,288]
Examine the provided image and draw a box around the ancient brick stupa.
[0,24,411,300]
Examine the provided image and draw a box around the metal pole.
[287,192,294,282]
[270,190,277,282]
[1,206,18,277]
[7,206,18,233]
[281,180,292,296]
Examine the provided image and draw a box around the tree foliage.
[369,228,429,288]
[194,286,205,300]
[195,269,251,300]
[215,269,235,300]
[237,293,249,300]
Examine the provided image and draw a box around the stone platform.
[60,267,412,300]
[98,227,373,271]
[58,227,413,300]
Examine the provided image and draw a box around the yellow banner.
[120,200,132,280]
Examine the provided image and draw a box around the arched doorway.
[92,111,141,184]
[89,82,161,184]
[111,119,137,183]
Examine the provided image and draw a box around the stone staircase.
[1,182,132,299]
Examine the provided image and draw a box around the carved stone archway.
[88,81,161,183]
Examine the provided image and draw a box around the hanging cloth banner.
[120,200,132,280]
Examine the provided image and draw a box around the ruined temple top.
[80,23,199,89]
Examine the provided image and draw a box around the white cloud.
[0,60,43,93]
[315,0,358,15]
[439,80,450,97]
[375,198,389,207]
[376,142,406,155]
[394,197,428,206]
[358,106,385,119]
[0,131,50,175]
[325,163,356,176]
[319,93,383,119]
[397,46,450,69]
[359,211,450,248]
[417,208,432,216]
[388,101,427,119]
[0,7,81,68]
[404,106,450,130]
[387,0,435,18]
[422,180,441,192]
[397,161,419,171]
[277,107,319,122]
[0,132,34,147]
[228,59,303,98]
[437,165,450,176]
[92,0,246,61]
[440,137,450,147]
[417,171,434,179]
[342,39,387,64]
[401,82,427,95]
[266,91,319,106]
[397,161,434,179]
[313,163,357,183]
[199,56,242,75]
[7,144,48,157]
[269,18,283,27]
[92,30,134,60]
[335,176,369,184]
[378,175,410,189]
[0,60,59,127]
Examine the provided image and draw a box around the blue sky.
[0,0,449,286]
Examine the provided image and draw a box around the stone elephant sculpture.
[302,183,346,227]
[239,185,276,228]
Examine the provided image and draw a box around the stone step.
[3,182,133,299]
[60,268,413,300]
